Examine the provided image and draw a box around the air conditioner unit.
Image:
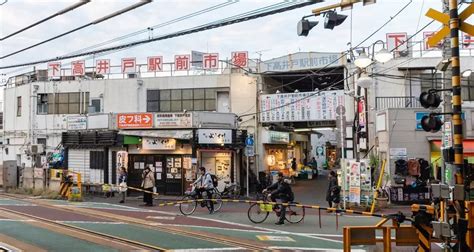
[29,144,44,154]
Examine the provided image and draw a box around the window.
[17,96,21,116]
[37,94,48,114]
[462,75,474,101]
[147,88,224,112]
[90,99,101,113]
[90,151,105,170]
[420,73,442,93]
[45,92,89,114]
[37,138,47,147]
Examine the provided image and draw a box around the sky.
[0,0,470,81]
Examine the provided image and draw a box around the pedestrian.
[118,167,127,204]
[291,158,297,171]
[141,166,155,206]
[326,171,339,211]
[309,157,318,176]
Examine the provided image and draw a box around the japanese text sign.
[121,58,136,74]
[231,51,248,68]
[147,56,163,72]
[386,32,408,52]
[203,53,219,70]
[117,113,153,129]
[463,33,474,49]
[48,62,61,78]
[96,59,110,74]
[174,55,190,71]
[142,137,176,150]
[198,129,232,144]
[71,60,85,76]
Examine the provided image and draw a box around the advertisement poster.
[348,161,361,203]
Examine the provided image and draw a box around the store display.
[174,158,182,168]
[341,159,372,207]
[390,157,432,204]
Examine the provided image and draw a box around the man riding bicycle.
[192,167,214,214]
[262,172,294,225]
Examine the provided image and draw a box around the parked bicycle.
[214,181,241,199]
[179,185,223,215]
[247,192,305,224]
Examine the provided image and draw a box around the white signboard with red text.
[175,55,190,71]
[386,32,408,52]
[424,31,442,50]
[48,62,61,78]
[231,51,248,68]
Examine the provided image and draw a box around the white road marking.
[146,216,176,220]
[56,221,126,224]
[188,216,343,244]
[269,247,365,251]
[154,223,272,233]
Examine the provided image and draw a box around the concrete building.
[1,65,257,194]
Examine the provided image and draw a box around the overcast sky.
[0,0,469,80]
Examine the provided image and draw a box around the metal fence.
[376,96,421,110]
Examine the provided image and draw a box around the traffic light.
[297,19,318,36]
[421,115,443,133]
[419,91,441,109]
[324,11,347,30]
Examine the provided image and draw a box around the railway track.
[0,193,268,251]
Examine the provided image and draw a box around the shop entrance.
[199,151,233,192]
[128,154,191,195]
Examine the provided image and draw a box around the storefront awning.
[118,130,193,140]
[431,140,474,153]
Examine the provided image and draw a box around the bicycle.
[247,192,305,224]
[215,181,241,199]
[179,186,223,215]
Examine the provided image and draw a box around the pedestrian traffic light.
[421,115,443,133]
[419,91,441,109]
[324,11,347,30]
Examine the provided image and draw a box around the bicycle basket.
[259,203,273,212]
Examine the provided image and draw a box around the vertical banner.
[348,161,361,204]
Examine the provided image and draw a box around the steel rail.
[0,193,268,250]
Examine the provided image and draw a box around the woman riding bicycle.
[262,172,294,225]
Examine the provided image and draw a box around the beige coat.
[141,169,155,189]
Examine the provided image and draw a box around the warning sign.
[256,235,295,242]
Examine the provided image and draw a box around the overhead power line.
[0,0,90,41]
[0,0,152,60]
[0,0,322,70]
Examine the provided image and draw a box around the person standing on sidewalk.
[326,171,339,210]
[118,167,127,204]
[141,166,155,206]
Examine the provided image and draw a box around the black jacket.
[267,180,293,199]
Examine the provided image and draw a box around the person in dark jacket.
[118,167,127,204]
[326,171,340,211]
[263,172,294,225]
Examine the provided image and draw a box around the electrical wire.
[0,0,152,59]
[0,0,320,70]
[0,0,90,41]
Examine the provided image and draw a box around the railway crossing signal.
[425,3,474,47]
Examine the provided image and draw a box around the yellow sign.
[425,4,474,47]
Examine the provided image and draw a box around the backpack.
[209,174,218,187]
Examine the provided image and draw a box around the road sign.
[245,146,254,157]
[386,32,408,52]
[425,4,474,47]
[117,113,153,129]
[246,135,254,146]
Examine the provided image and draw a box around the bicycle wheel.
[247,203,269,224]
[179,196,197,215]
[211,192,223,212]
[285,203,305,224]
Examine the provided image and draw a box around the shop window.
[90,151,105,170]
[17,96,21,117]
[37,94,48,114]
[462,75,474,101]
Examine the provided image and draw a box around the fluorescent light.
[312,127,333,131]
[294,128,311,132]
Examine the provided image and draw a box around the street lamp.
[462,69,472,78]
[354,40,393,69]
